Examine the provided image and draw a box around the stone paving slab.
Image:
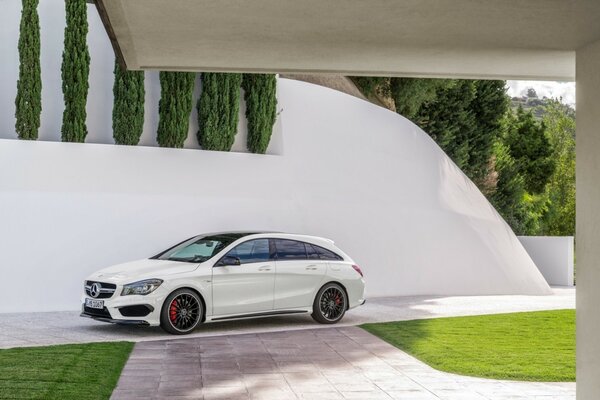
[110,327,575,400]
[0,287,574,349]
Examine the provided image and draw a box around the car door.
[211,238,275,316]
[273,239,327,309]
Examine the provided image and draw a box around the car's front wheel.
[312,283,347,324]
[160,289,203,335]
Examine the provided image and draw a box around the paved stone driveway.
[111,327,574,400]
[0,287,574,349]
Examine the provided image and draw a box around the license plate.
[85,298,104,309]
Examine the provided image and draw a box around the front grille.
[83,306,112,319]
[85,281,117,299]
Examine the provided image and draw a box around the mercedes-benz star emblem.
[90,283,101,298]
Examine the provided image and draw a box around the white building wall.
[0,78,551,313]
[518,236,574,286]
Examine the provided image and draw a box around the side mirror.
[217,256,241,267]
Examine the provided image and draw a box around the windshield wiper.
[167,255,208,263]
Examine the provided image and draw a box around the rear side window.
[305,243,321,260]
[274,239,307,260]
[226,239,271,264]
[314,244,344,260]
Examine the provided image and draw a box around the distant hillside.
[510,89,575,120]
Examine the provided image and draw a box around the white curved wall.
[0,0,551,312]
[0,78,550,313]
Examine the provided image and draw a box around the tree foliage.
[414,80,476,172]
[197,73,242,151]
[490,140,528,234]
[390,78,452,120]
[540,100,576,236]
[503,106,555,194]
[61,0,90,142]
[469,80,509,184]
[15,0,41,140]
[112,62,145,145]
[351,77,390,97]
[157,71,195,148]
[242,74,277,154]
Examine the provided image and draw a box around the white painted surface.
[518,236,574,286]
[0,78,551,313]
[0,0,282,154]
[576,38,600,400]
[100,0,580,80]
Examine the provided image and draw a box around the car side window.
[305,243,321,260]
[274,239,308,260]
[314,245,343,260]
[226,239,271,264]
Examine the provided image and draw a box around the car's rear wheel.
[160,289,203,335]
[312,283,347,324]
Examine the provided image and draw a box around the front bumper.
[80,312,150,326]
[80,287,167,327]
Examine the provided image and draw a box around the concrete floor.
[0,287,574,349]
[0,288,575,399]
[111,327,575,400]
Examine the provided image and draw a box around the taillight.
[352,264,363,277]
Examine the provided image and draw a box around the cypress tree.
[112,62,145,145]
[242,74,277,154]
[61,0,90,142]
[503,106,555,194]
[390,78,452,120]
[156,71,196,148]
[490,140,528,234]
[15,0,42,140]
[415,80,477,172]
[468,80,509,184]
[197,73,242,151]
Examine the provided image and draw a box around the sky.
[506,80,575,107]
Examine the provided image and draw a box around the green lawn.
[0,342,133,400]
[361,309,575,382]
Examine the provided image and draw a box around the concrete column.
[577,39,600,399]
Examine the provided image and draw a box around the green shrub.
[242,74,277,154]
[157,71,196,148]
[197,73,242,151]
[15,0,41,140]
[112,62,145,145]
[351,76,390,97]
[61,0,90,142]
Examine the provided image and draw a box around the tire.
[312,283,347,324]
[160,288,203,335]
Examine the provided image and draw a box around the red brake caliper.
[335,294,341,305]
[169,299,178,322]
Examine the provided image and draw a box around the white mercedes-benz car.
[81,232,366,334]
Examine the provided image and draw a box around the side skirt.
[209,309,308,322]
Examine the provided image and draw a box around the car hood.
[87,259,199,283]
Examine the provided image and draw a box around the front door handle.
[258,266,271,271]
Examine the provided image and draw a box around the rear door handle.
[258,266,271,271]
[306,265,318,270]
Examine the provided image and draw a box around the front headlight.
[121,279,163,296]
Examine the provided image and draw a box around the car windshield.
[153,233,255,263]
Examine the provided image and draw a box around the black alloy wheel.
[312,283,347,324]
[160,289,203,334]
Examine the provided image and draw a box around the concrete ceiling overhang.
[94,0,600,80]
